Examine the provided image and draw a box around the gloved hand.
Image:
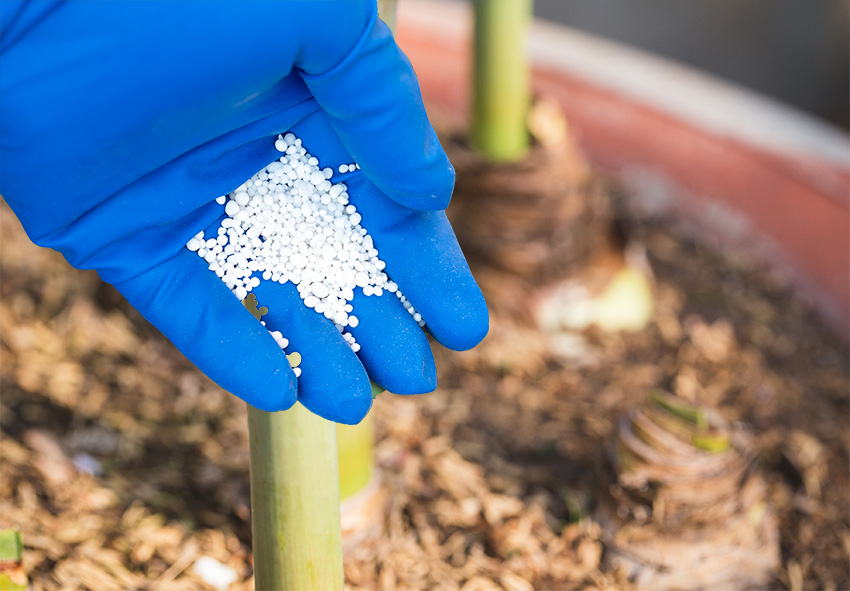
[0,1,488,424]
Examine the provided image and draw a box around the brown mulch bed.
[1,169,847,591]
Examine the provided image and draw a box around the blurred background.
[464,0,850,128]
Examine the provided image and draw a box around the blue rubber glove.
[0,1,488,424]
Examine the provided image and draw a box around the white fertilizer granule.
[187,133,425,372]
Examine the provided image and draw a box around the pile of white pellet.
[187,133,425,369]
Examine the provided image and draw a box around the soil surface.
[1,162,848,589]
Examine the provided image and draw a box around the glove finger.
[344,289,437,396]
[298,5,454,211]
[251,279,373,425]
[357,196,490,352]
[112,249,297,412]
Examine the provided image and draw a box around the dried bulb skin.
[595,392,780,590]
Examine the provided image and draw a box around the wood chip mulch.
[1,189,847,590]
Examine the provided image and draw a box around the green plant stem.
[471,0,531,162]
[0,530,25,591]
[248,403,343,591]
[0,530,21,564]
[337,412,374,500]
[377,0,398,31]
[337,382,383,500]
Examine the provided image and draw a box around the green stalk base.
[248,403,343,591]
[471,0,532,162]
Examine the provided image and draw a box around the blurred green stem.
[377,0,398,30]
[0,530,26,591]
[248,404,343,591]
[471,0,531,162]
[337,382,383,500]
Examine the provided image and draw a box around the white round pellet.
[321,244,336,260]
[311,282,330,299]
[290,252,308,268]
[347,315,359,328]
